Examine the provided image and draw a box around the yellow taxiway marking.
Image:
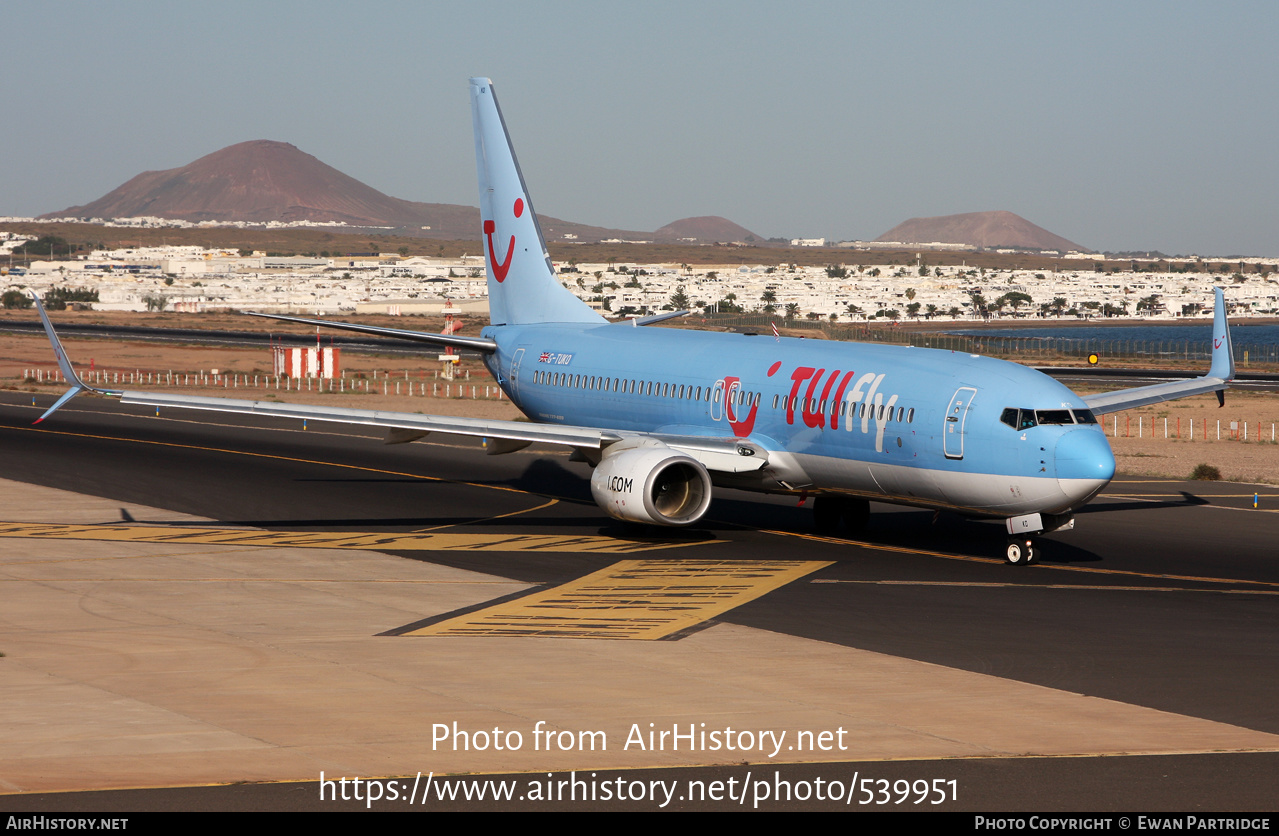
[1112,480,1273,485]
[413,498,561,533]
[0,522,711,555]
[762,529,1279,590]
[17,423,535,497]
[811,579,1279,595]
[1106,492,1279,497]
[1102,493,1279,513]
[407,558,832,640]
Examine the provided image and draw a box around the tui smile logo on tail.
[484,198,523,282]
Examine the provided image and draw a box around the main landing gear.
[1005,538,1037,565]
[813,496,870,535]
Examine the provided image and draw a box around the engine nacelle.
[589,442,713,526]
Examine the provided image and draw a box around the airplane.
[30,77,1236,565]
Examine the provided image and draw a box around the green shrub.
[1189,463,1221,481]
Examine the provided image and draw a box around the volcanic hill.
[875,210,1086,252]
[42,140,655,242]
[653,216,762,244]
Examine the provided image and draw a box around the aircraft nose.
[1055,428,1115,506]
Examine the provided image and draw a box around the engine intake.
[589,443,713,526]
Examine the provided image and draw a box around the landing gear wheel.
[813,497,843,533]
[814,497,870,537]
[842,498,870,533]
[1005,538,1036,565]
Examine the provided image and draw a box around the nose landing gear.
[1005,538,1037,565]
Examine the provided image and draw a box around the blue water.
[947,324,1279,349]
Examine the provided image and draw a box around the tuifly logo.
[484,197,523,282]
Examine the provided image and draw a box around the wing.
[119,389,613,448]
[29,293,767,474]
[1082,287,1234,416]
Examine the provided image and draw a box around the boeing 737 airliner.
[32,78,1236,563]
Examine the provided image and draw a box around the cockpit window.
[1004,407,1094,429]
[1001,408,1039,430]
[1036,410,1076,425]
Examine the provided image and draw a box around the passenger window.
[907,407,914,423]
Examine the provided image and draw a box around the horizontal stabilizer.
[624,310,690,327]
[248,312,497,352]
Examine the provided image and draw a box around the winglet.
[30,291,106,423]
[1208,286,1235,382]
[1082,288,1236,416]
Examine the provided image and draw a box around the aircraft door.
[508,348,525,400]
[943,386,977,459]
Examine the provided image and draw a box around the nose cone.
[1055,428,1115,507]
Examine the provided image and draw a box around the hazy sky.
[6,1,1278,255]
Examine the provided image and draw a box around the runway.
[1,392,1276,810]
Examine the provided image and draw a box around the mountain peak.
[44,140,427,226]
[875,210,1086,252]
[653,215,761,243]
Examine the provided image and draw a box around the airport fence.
[1104,412,1276,442]
[16,367,507,400]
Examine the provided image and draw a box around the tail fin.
[470,78,604,326]
[1208,286,1235,381]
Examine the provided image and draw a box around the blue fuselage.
[482,322,1116,518]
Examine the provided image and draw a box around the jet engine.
[589,442,713,526]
